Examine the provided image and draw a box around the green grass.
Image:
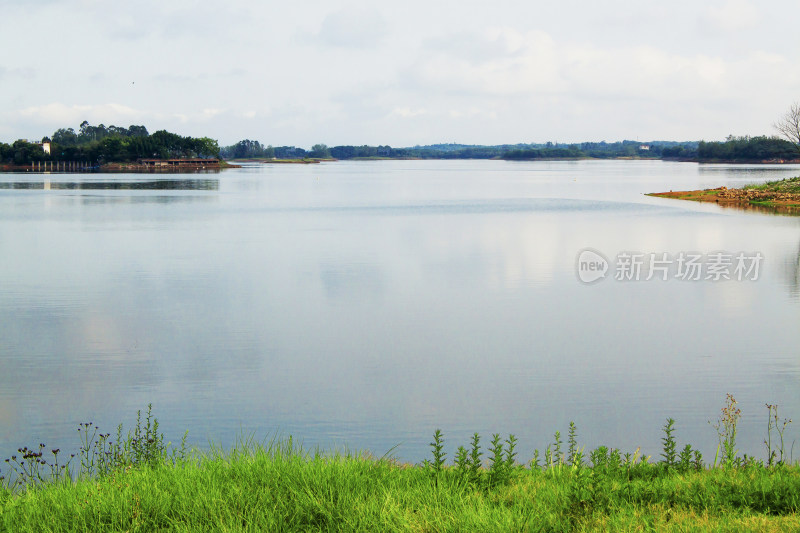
[1,399,800,531]
[743,176,800,193]
[3,442,800,531]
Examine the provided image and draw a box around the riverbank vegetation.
[1,397,799,531]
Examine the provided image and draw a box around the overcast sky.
[2,0,799,147]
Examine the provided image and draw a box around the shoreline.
[648,186,800,214]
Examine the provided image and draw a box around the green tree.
[310,144,331,158]
[194,137,220,158]
[52,128,79,146]
[97,137,124,162]
[127,125,149,137]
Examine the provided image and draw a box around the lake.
[1,159,799,465]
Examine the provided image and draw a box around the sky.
[1,0,799,148]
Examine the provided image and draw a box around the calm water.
[1,159,800,464]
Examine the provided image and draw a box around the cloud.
[199,108,224,120]
[165,109,226,124]
[447,108,497,120]
[405,27,790,106]
[0,66,35,80]
[409,29,563,96]
[152,68,246,84]
[702,0,760,31]
[388,107,428,119]
[16,102,145,126]
[315,7,388,48]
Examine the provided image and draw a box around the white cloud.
[0,66,35,80]
[405,26,795,109]
[200,108,224,120]
[447,108,497,120]
[409,29,564,96]
[16,103,145,126]
[388,107,427,119]
[315,7,388,48]
[703,0,761,31]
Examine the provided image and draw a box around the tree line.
[220,140,700,161]
[220,141,339,160]
[0,122,220,165]
[697,136,798,162]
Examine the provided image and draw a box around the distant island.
[222,136,799,163]
[222,139,700,162]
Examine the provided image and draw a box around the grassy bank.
[1,399,799,531]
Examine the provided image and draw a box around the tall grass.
[744,175,800,193]
[1,397,799,532]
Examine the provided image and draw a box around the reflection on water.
[712,200,800,217]
[781,241,800,297]
[697,163,800,188]
[0,179,219,191]
[698,164,800,175]
[1,160,800,465]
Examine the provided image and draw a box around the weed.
[1,444,71,492]
[765,403,793,466]
[487,433,505,487]
[425,429,446,476]
[568,421,583,467]
[678,443,692,471]
[468,432,482,482]
[454,445,469,477]
[530,448,540,470]
[711,393,742,468]
[504,434,518,472]
[590,445,609,470]
[0,405,184,493]
[552,430,563,467]
[661,418,677,469]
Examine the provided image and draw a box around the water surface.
[1,160,799,463]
